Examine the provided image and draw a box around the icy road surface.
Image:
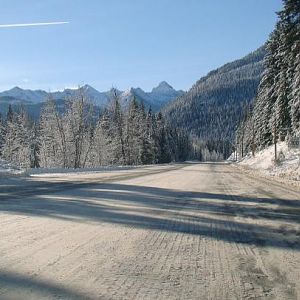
[0,162,300,300]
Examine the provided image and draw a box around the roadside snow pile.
[27,165,144,177]
[238,142,300,182]
[0,159,25,176]
[227,152,237,161]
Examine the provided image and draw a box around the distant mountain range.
[0,81,184,118]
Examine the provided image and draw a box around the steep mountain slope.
[163,47,266,158]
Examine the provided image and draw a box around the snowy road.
[0,162,300,300]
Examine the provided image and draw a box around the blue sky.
[0,0,282,92]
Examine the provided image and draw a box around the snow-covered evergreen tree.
[3,108,34,168]
[237,0,300,155]
[140,108,155,164]
[125,98,142,165]
[0,113,6,156]
[291,49,300,134]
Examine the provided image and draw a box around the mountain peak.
[82,84,95,90]
[152,81,174,93]
[133,87,145,93]
[10,86,23,92]
[159,81,172,88]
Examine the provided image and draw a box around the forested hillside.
[236,0,300,156]
[0,91,191,169]
[163,47,265,159]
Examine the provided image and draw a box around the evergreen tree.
[7,104,13,123]
[125,98,142,165]
[140,108,155,164]
[3,109,34,168]
[291,49,300,134]
[156,112,172,163]
[0,113,5,156]
[236,0,300,154]
[92,109,113,166]
[111,95,126,164]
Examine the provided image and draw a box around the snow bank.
[238,142,300,183]
[0,160,167,179]
[227,152,237,161]
[26,165,145,177]
[0,159,25,176]
[0,160,143,178]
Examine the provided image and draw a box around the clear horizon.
[0,0,282,92]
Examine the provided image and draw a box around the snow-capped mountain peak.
[149,82,185,105]
[152,81,174,93]
[0,86,48,103]
[0,82,184,112]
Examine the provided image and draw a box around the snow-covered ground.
[0,161,160,179]
[236,142,300,185]
[0,163,145,178]
[0,159,25,176]
[27,165,144,177]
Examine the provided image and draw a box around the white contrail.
[0,21,69,28]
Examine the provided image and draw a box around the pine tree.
[253,29,281,148]
[283,0,300,135]
[237,0,300,154]
[156,112,171,163]
[291,49,300,134]
[3,109,34,168]
[92,109,113,166]
[111,95,126,164]
[140,108,155,164]
[0,113,6,157]
[125,98,141,165]
[7,104,13,123]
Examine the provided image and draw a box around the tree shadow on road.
[0,270,95,300]
[1,181,300,251]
